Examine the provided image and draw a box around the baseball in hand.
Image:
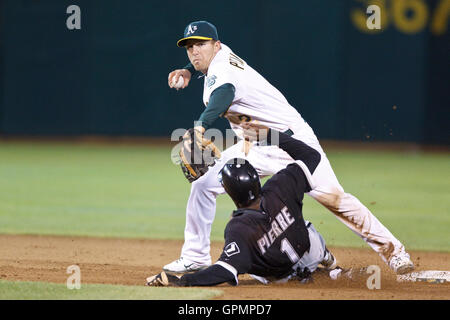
[171,76,184,89]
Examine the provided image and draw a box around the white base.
[397,270,450,283]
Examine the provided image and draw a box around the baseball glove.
[179,128,221,182]
[146,271,181,287]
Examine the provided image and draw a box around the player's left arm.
[244,124,321,196]
[244,124,321,174]
[153,220,251,287]
[163,264,235,286]
[273,129,321,177]
[273,133,320,193]
[195,83,235,132]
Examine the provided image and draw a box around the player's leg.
[250,131,413,274]
[296,222,335,273]
[163,141,246,273]
[283,123,413,272]
[306,151,413,273]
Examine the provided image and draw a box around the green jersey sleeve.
[197,83,235,130]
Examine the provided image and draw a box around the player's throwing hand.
[168,69,191,90]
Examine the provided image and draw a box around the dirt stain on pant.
[309,188,396,262]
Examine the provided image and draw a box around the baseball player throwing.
[147,128,338,286]
[165,21,414,275]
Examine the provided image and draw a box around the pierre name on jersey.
[257,206,295,255]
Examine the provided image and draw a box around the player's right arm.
[167,62,194,89]
[168,61,236,132]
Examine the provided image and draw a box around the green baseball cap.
[177,21,219,47]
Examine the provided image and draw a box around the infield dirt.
[0,234,448,300]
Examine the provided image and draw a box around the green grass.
[0,280,222,300]
[0,142,449,252]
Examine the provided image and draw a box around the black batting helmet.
[219,158,261,208]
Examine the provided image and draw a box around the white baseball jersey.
[202,43,311,139]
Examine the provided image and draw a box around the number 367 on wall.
[351,0,449,35]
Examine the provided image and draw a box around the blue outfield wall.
[0,0,448,144]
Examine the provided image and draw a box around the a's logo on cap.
[187,24,198,35]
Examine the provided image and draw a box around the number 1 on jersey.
[280,238,300,263]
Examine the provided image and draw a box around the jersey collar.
[232,208,266,217]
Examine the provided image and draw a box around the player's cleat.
[146,271,169,286]
[163,257,210,274]
[320,247,338,270]
[389,252,414,275]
